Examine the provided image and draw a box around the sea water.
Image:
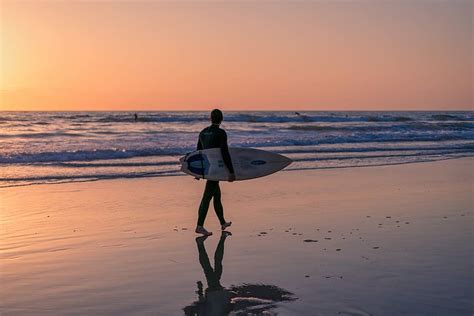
[1,111,473,187]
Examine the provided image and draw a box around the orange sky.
[0,1,472,111]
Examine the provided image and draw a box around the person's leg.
[212,182,227,225]
[213,183,232,230]
[197,181,218,227]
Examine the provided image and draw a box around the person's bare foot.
[221,231,232,238]
[221,221,232,231]
[195,226,212,236]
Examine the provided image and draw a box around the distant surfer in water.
[195,109,235,236]
[295,111,310,122]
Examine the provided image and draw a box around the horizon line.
[1,109,472,112]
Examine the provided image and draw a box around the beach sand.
[1,158,473,315]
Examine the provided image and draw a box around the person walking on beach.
[195,109,235,236]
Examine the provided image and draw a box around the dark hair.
[211,109,223,124]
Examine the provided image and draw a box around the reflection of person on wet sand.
[187,231,232,315]
[183,232,297,315]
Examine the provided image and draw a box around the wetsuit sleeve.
[220,130,235,174]
[197,133,203,150]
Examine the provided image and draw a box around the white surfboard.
[179,148,292,181]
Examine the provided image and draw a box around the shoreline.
[1,154,471,189]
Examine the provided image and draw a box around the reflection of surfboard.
[179,148,292,181]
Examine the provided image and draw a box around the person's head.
[210,109,223,125]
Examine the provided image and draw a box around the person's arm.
[197,135,203,151]
[194,134,203,180]
[219,130,235,179]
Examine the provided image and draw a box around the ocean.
[1,111,473,187]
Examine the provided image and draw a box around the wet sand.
[1,158,473,315]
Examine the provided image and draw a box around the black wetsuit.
[196,124,234,226]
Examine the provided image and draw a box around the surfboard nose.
[278,154,293,168]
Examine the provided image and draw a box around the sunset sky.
[0,0,472,111]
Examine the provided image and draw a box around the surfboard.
[179,148,292,181]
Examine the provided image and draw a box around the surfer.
[195,109,235,236]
